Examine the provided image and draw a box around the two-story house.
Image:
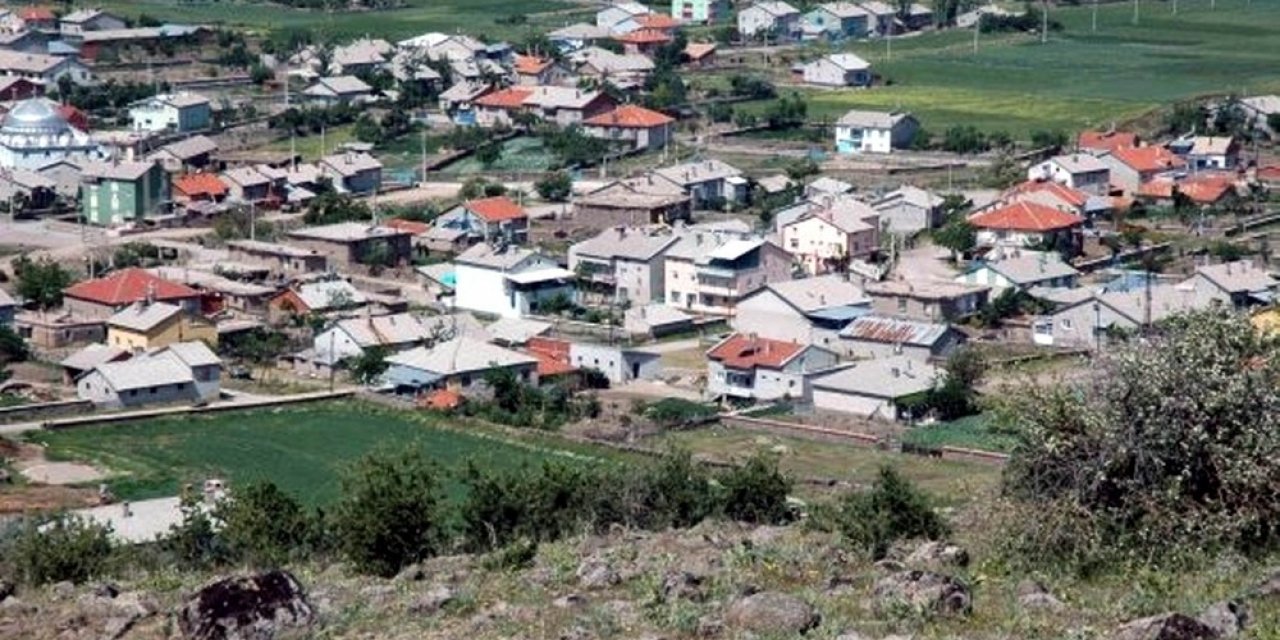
[781,197,881,275]
[1185,260,1277,309]
[80,160,170,227]
[872,185,945,234]
[968,201,1085,256]
[287,222,414,270]
[76,341,221,409]
[653,159,749,208]
[1099,145,1185,194]
[63,268,202,320]
[738,2,802,40]
[569,226,680,304]
[597,1,653,34]
[320,152,382,195]
[663,231,792,316]
[105,301,218,351]
[1027,154,1111,195]
[128,93,212,133]
[454,243,577,318]
[835,110,918,154]
[863,279,990,322]
[383,336,538,394]
[801,3,870,40]
[672,0,730,24]
[434,196,530,246]
[583,104,674,151]
[731,274,870,351]
[706,332,839,402]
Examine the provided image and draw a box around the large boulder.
[1199,601,1248,638]
[905,541,970,568]
[873,570,972,617]
[176,570,315,640]
[1016,579,1066,613]
[576,557,621,590]
[724,591,820,635]
[1111,613,1220,640]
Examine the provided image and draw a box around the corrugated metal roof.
[840,315,952,347]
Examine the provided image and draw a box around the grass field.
[740,0,1280,138]
[899,413,1019,454]
[97,0,583,43]
[27,402,620,505]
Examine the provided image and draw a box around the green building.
[81,160,171,226]
[672,0,730,24]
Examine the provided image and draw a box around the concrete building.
[60,9,126,36]
[1186,260,1277,309]
[738,2,801,40]
[1099,145,1186,194]
[863,279,989,323]
[0,97,104,171]
[663,231,792,317]
[0,49,91,85]
[453,243,576,319]
[571,178,693,228]
[583,104,674,151]
[226,240,327,276]
[597,2,653,34]
[80,160,170,226]
[1034,284,1201,349]
[968,201,1085,255]
[653,159,748,208]
[731,275,870,350]
[780,196,880,275]
[568,342,662,385]
[310,313,444,372]
[13,312,105,348]
[319,152,382,195]
[434,196,529,247]
[872,186,945,234]
[957,253,1080,294]
[839,314,965,361]
[835,110,918,154]
[76,340,220,409]
[63,268,202,320]
[706,332,839,402]
[1028,154,1111,196]
[128,93,212,133]
[801,2,870,40]
[672,0,730,24]
[286,222,414,270]
[303,75,373,106]
[623,303,694,337]
[105,301,217,351]
[382,336,538,393]
[267,279,368,322]
[810,355,938,420]
[569,226,679,304]
[800,53,871,87]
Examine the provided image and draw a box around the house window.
[1061,318,1073,329]
[897,297,907,312]
[460,374,472,387]
[129,390,138,397]
[149,386,158,394]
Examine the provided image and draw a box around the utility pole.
[973,12,979,54]
[1041,0,1049,44]
[886,31,892,61]
[328,329,335,393]
[1093,0,1099,32]
[249,202,256,242]
[420,128,427,185]
[1133,0,1140,25]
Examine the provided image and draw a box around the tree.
[216,481,311,567]
[834,467,949,559]
[13,255,75,310]
[333,448,446,577]
[0,325,30,364]
[304,192,372,225]
[534,171,573,202]
[346,345,389,384]
[719,453,793,524]
[925,346,985,419]
[164,496,229,569]
[11,515,114,585]
[249,63,273,86]
[1002,310,1280,569]
[934,217,975,261]
[475,141,503,168]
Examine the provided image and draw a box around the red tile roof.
[1257,166,1280,182]
[1078,130,1139,153]
[173,173,228,199]
[19,6,55,21]
[474,87,533,109]
[615,28,674,45]
[707,333,804,370]
[57,105,89,132]
[1003,180,1088,209]
[465,196,527,222]
[1109,145,1184,173]
[420,388,462,410]
[684,42,717,60]
[64,268,200,306]
[526,337,575,376]
[968,201,1084,232]
[514,55,553,75]
[583,104,674,129]
[1136,176,1235,204]
[637,13,682,30]
[383,218,431,235]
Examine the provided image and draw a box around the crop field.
[27,402,619,505]
[438,136,555,175]
[96,0,583,43]
[743,0,1280,138]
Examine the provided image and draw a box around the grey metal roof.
[385,336,536,375]
[60,344,128,371]
[288,222,406,242]
[153,341,220,368]
[81,160,155,182]
[763,275,869,314]
[295,280,367,310]
[153,134,217,161]
[334,313,435,348]
[836,109,913,129]
[810,355,938,398]
[573,226,679,262]
[91,357,193,392]
[106,302,182,332]
[485,317,552,345]
[979,254,1079,286]
[1194,260,1277,294]
[455,243,542,270]
[320,152,382,177]
[654,159,743,188]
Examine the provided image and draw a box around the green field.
[438,136,555,175]
[745,0,1280,138]
[98,0,583,43]
[27,402,618,505]
[899,413,1019,453]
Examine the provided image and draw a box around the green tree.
[934,217,976,261]
[475,141,503,168]
[0,325,30,364]
[535,171,573,202]
[164,496,229,570]
[346,345,389,384]
[216,481,311,567]
[333,448,446,577]
[835,467,949,559]
[13,255,75,310]
[249,63,273,86]
[719,453,793,524]
[11,515,115,585]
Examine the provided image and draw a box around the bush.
[216,481,312,567]
[645,398,717,428]
[719,453,793,524]
[835,467,948,559]
[11,515,114,585]
[333,449,446,577]
[164,496,229,570]
[535,171,573,202]
[1002,310,1280,571]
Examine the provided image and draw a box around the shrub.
[645,398,716,428]
[216,481,312,567]
[459,460,595,551]
[164,496,229,570]
[333,449,446,577]
[11,515,114,585]
[835,467,948,559]
[535,171,573,202]
[718,453,793,525]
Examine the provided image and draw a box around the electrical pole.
[1133,0,1139,25]
[973,12,979,54]
[1093,0,1099,32]
[1041,0,1049,44]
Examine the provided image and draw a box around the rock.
[576,558,620,590]
[660,570,706,603]
[746,525,787,547]
[1112,613,1220,640]
[0,596,36,614]
[553,593,586,609]
[112,591,157,618]
[409,584,456,615]
[176,570,315,640]
[835,632,871,640]
[1016,579,1066,612]
[0,578,13,602]
[102,614,140,640]
[51,580,75,599]
[872,570,972,617]
[359,584,396,608]
[874,559,906,572]
[1250,568,1280,598]
[695,615,724,637]
[93,582,120,599]
[560,625,593,640]
[906,541,970,568]
[394,563,427,583]
[724,591,821,636]
[1199,600,1249,638]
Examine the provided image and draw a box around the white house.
[453,243,576,318]
[76,341,220,409]
[800,53,871,87]
[129,92,212,133]
[1188,136,1239,170]
[780,197,881,275]
[706,332,839,402]
[597,1,653,34]
[1027,154,1111,196]
[0,49,91,85]
[653,159,749,207]
[568,342,663,385]
[569,225,679,304]
[835,110,918,154]
[738,1,801,40]
[731,274,870,350]
[311,313,442,367]
[303,76,374,106]
[872,186,945,234]
[810,355,939,420]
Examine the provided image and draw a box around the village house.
[76,341,221,409]
[226,240,327,276]
[809,355,939,420]
[572,178,693,228]
[128,93,212,133]
[1134,174,1236,208]
[13,311,105,348]
[220,166,274,204]
[486,317,553,347]
[731,274,870,350]
[872,185,945,234]
[1034,284,1201,349]
[623,303,694,337]
[437,81,490,125]
[1077,129,1140,154]
[1186,260,1278,309]
[569,47,654,89]
[863,279,989,323]
[800,53,871,87]
[0,76,43,100]
[475,86,616,128]
[672,0,730,24]
[801,2,870,40]
[0,288,13,326]
[858,1,898,35]
[0,168,56,211]
[548,23,612,53]
[330,38,392,76]
[61,268,201,320]
[513,55,570,87]
[683,42,718,68]
[382,336,538,394]
[1027,154,1111,195]
[171,173,227,206]
[957,253,1080,294]
[653,159,749,208]
[147,266,277,317]
[582,104,674,151]
[615,28,674,56]
[267,279,368,323]
[1187,136,1239,170]
[835,110,918,154]
[597,2,653,34]
[319,152,382,195]
[566,340,663,385]
[305,312,442,376]
[80,160,171,227]
[998,179,1106,219]
[663,231,792,316]
[1099,145,1186,194]
[147,135,218,173]
[434,196,529,247]
[287,222,414,270]
[106,301,218,351]
[781,197,880,275]
[968,201,1085,255]
[303,75,374,106]
[706,332,839,402]
[59,344,130,385]
[738,2,802,40]
[453,243,577,319]
[60,9,126,36]
[569,226,680,304]
[0,49,91,85]
[840,314,964,361]
[17,6,57,32]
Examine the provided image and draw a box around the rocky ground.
[2,519,1278,640]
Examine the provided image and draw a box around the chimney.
[891,366,900,378]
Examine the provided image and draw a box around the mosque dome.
[1,98,71,137]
